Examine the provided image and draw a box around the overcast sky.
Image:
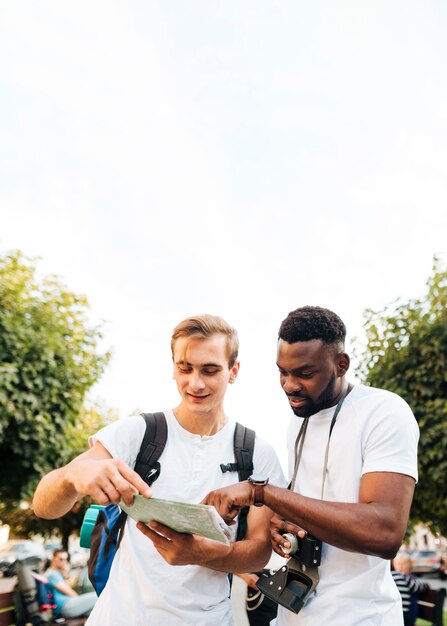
[1,1,446,466]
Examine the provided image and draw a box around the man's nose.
[282,376,302,394]
[189,371,205,389]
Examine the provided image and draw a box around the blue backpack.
[82,412,255,595]
[31,571,56,613]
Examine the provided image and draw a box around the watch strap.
[253,482,265,507]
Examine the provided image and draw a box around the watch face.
[250,474,268,484]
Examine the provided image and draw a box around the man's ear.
[230,360,240,381]
[336,352,350,377]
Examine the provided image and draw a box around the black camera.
[256,534,322,614]
[281,533,322,566]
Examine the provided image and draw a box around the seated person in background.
[392,552,429,626]
[46,549,97,619]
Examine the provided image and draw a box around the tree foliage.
[355,257,447,535]
[0,403,117,548]
[0,251,111,503]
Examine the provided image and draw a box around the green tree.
[0,251,111,503]
[0,403,117,548]
[355,257,447,535]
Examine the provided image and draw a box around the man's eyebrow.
[175,359,223,368]
[277,363,316,373]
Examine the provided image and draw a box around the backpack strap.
[220,423,255,478]
[233,422,255,481]
[220,422,255,542]
[107,412,168,556]
[104,508,128,559]
[135,412,168,486]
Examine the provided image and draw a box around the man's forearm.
[34,441,155,520]
[205,475,415,560]
[202,537,271,574]
[33,465,79,519]
[265,485,380,553]
[263,481,411,559]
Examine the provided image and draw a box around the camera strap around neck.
[290,380,350,499]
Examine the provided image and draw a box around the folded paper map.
[120,495,231,545]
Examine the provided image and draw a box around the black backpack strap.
[220,422,255,477]
[108,412,168,555]
[134,412,168,486]
[233,422,255,481]
[105,413,168,557]
[223,422,255,542]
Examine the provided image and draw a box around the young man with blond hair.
[33,314,285,626]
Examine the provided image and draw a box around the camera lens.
[281,533,299,555]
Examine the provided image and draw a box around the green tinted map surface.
[120,495,230,544]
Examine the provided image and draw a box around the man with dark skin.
[204,306,419,626]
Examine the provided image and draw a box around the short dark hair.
[279,306,346,346]
[52,549,68,560]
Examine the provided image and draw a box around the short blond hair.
[171,314,239,367]
[393,553,412,573]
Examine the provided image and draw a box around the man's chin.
[292,406,308,418]
[291,404,317,418]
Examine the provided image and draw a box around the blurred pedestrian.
[392,553,428,626]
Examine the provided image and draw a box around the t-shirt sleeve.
[47,570,64,586]
[89,414,147,467]
[361,392,419,481]
[253,436,287,488]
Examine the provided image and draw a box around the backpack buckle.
[145,463,160,485]
[220,462,239,473]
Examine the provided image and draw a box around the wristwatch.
[248,474,269,507]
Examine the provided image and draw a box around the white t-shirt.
[276,384,419,626]
[85,409,286,626]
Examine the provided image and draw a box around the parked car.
[69,547,89,568]
[0,540,46,576]
[410,550,441,574]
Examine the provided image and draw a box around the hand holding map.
[120,495,231,545]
